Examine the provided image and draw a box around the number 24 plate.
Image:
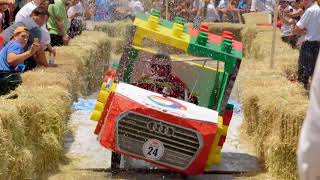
[142,139,164,160]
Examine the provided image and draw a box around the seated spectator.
[67,0,84,38]
[0,26,41,71]
[15,0,55,59]
[2,7,50,70]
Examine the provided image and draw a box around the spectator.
[297,54,320,180]
[293,0,320,89]
[237,0,248,9]
[279,0,297,46]
[191,0,205,19]
[174,0,191,20]
[47,0,69,46]
[0,26,41,71]
[0,5,7,32]
[2,7,50,70]
[15,0,55,56]
[129,0,144,16]
[0,0,15,5]
[67,0,84,38]
[15,0,41,22]
[250,0,276,14]
[286,0,304,47]
[206,0,220,22]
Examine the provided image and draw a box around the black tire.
[111,152,121,171]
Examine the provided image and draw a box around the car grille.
[116,112,202,170]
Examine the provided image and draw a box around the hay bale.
[208,23,244,41]
[0,85,70,180]
[0,30,113,180]
[238,23,307,179]
[242,12,272,25]
[95,20,132,38]
[58,31,111,95]
[111,37,126,55]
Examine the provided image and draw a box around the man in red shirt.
[136,53,197,103]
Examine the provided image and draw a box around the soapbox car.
[90,10,243,175]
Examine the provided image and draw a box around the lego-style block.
[90,110,102,121]
[98,90,109,103]
[133,14,191,51]
[206,116,229,168]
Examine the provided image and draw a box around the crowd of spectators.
[0,0,86,72]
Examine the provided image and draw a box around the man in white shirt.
[297,53,320,180]
[15,0,41,22]
[294,0,320,89]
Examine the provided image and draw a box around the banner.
[95,0,111,21]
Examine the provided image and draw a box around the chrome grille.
[116,112,202,170]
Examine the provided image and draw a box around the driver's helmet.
[150,53,172,77]
[150,53,172,66]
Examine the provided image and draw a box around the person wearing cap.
[136,53,197,103]
[0,26,41,71]
[15,0,56,62]
[1,7,50,70]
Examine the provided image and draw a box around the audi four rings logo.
[147,121,175,137]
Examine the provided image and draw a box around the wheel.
[111,152,121,171]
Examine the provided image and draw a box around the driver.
[136,53,197,103]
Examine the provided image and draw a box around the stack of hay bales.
[238,14,308,179]
[0,31,110,179]
[95,20,132,56]
[208,12,308,179]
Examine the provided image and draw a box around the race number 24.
[143,139,164,160]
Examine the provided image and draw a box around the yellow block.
[133,18,190,51]
[97,90,110,103]
[94,101,104,112]
[205,116,229,169]
[90,110,102,121]
[101,82,107,91]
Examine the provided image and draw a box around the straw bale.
[21,70,71,91]
[111,37,126,55]
[238,21,307,179]
[56,31,111,95]
[242,12,272,25]
[208,23,244,41]
[0,30,113,179]
[95,20,132,38]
